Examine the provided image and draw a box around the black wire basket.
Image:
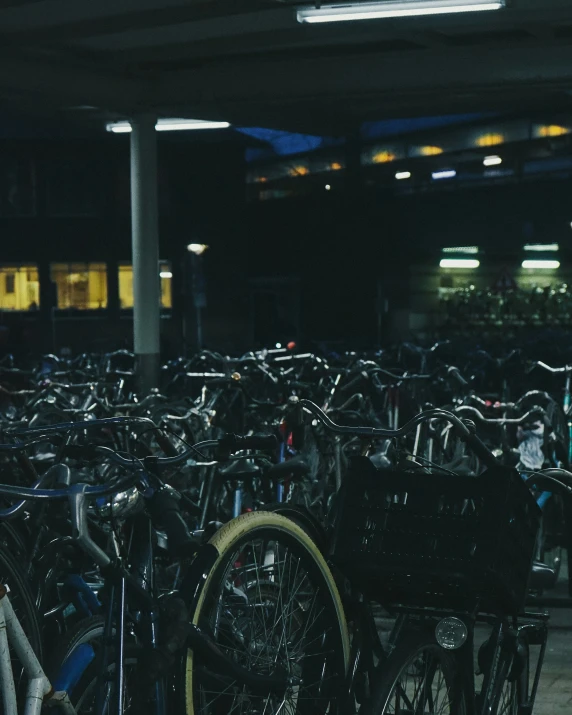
[330,457,540,615]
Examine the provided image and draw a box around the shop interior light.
[432,169,456,180]
[297,0,505,23]
[522,260,560,269]
[442,246,478,254]
[524,243,559,252]
[159,271,173,279]
[440,258,480,268]
[483,155,502,166]
[395,171,412,180]
[106,119,230,133]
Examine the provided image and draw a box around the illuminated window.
[118,262,172,309]
[0,265,39,310]
[419,146,443,156]
[372,151,396,164]
[476,133,504,147]
[288,165,310,177]
[537,125,569,138]
[50,263,107,310]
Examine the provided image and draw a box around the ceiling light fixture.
[442,246,478,254]
[432,169,456,180]
[483,155,502,166]
[524,243,559,252]
[522,260,560,269]
[106,118,230,133]
[159,271,173,279]
[440,259,480,269]
[395,171,412,180]
[297,0,504,24]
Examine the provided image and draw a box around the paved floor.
[533,564,572,713]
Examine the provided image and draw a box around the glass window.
[118,262,172,309]
[0,159,36,216]
[50,263,107,310]
[0,265,39,311]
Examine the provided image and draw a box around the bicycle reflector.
[435,617,468,650]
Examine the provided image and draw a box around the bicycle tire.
[45,615,106,683]
[182,510,350,715]
[364,629,466,715]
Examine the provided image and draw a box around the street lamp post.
[187,244,208,351]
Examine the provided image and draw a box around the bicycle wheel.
[182,510,350,715]
[365,629,466,715]
[47,615,142,714]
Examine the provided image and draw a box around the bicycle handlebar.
[294,399,498,467]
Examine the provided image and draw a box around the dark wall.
[1,131,571,355]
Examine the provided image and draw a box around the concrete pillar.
[130,115,160,392]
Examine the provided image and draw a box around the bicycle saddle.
[219,459,261,480]
[265,455,311,481]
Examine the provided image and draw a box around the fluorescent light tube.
[522,260,560,269]
[432,169,456,180]
[395,171,412,180]
[106,119,230,133]
[297,0,504,24]
[440,259,480,268]
[523,244,559,252]
[442,246,478,254]
[483,155,502,166]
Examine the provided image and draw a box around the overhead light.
[297,0,504,24]
[159,271,173,279]
[432,169,456,180]
[395,171,412,180]
[325,184,332,190]
[419,145,443,156]
[107,122,132,133]
[106,118,230,133]
[440,259,480,268]
[373,150,396,163]
[524,243,559,252]
[537,125,569,138]
[483,155,502,166]
[442,246,478,254]
[522,260,560,269]
[476,133,504,147]
[187,243,209,255]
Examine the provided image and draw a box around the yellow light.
[538,125,569,138]
[420,146,443,156]
[372,150,396,163]
[289,166,310,177]
[440,259,480,269]
[256,176,268,183]
[522,260,560,269]
[476,133,504,147]
[330,161,343,171]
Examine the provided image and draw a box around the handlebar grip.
[461,431,499,468]
[448,367,469,388]
[147,488,199,557]
[154,431,180,458]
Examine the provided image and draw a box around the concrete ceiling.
[3,0,572,134]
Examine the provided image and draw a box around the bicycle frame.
[0,584,76,714]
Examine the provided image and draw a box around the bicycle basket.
[330,457,540,615]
